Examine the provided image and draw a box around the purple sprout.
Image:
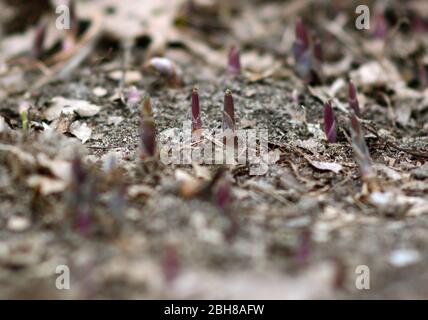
[108,185,126,220]
[191,87,202,133]
[215,175,231,211]
[214,174,238,241]
[32,18,48,58]
[372,10,388,39]
[296,229,311,266]
[293,18,310,79]
[142,94,153,116]
[313,36,324,65]
[292,18,321,84]
[139,96,157,159]
[294,18,310,54]
[348,81,361,117]
[75,207,92,237]
[324,100,337,143]
[62,0,79,52]
[162,245,180,284]
[227,45,241,75]
[126,86,141,108]
[223,89,235,134]
[410,14,427,33]
[69,0,78,30]
[70,156,95,236]
[417,63,428,89]
[350,113,374,179]
[71,156,87,186]
[140,120,156,158]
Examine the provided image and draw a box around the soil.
[0,0,428,299]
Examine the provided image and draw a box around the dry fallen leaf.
[78,0,185,52]
[0,27,35,59]
[27,175,68,195]
[0,144,36,165]
[45,97,101,121]
[127,185,156,198]
[169,262,337,299]
[350,59,404,89]
[0,115,11,133]
[374,163,402,181]
[369,191,427,216]
[36,153,71,181]
[93,87,108,97]
[7,216,31,232]
[69,121,92,143]
[175,169,202,198]
[108,70,142,84]
[307,85,349,114]
[389,249,421,267]
[412,163,428,179]
[307,159,343,174]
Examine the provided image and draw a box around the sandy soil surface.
[0,0,428,299]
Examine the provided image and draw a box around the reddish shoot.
[323,100,337,143]
[227,45,241,75]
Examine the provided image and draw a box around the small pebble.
[389,249,421,267]
[7,216,30,232]
[93,87,108,97]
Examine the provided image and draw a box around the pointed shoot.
[139,96,156,158]
[324,100,336,143]
[295,17,310,51]
[191,87,202,132]
[32,18,48,58]
[227,45,241,75]
[127,86,141,108]
[292,17,321,84]
[348,81,361,117]
[223,89,235,134]
[350,112,374,179]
